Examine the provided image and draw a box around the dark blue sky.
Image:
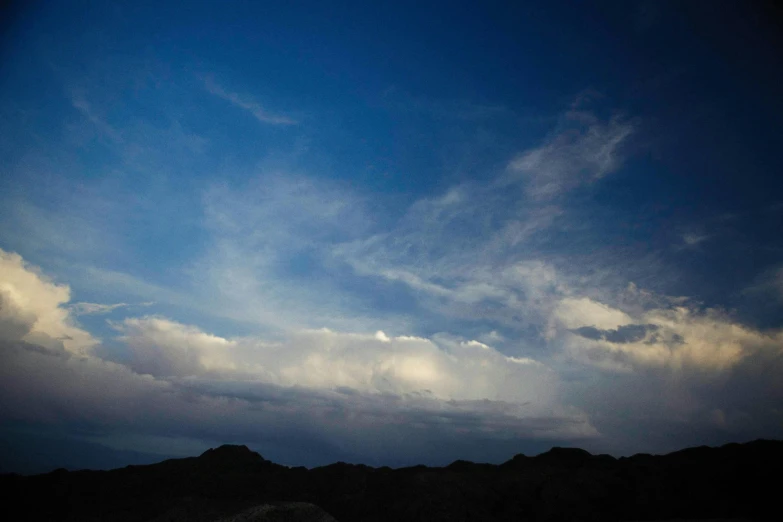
[1,0,782,471]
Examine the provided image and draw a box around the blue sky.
[1,0,783,471]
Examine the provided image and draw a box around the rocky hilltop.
[2,440,779,521]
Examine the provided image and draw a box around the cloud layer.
[3,222,782,465]
[0,249,598,466]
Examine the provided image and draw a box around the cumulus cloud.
[115,316,560,408]
[0,249,96,354]
[551,297,634,333]
[549,290,783,373]
[538,282,783,454]
[114,316,238,377]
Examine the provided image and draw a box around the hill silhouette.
[1,440,778,521]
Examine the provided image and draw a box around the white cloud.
[0,248,96,354]
[541,283,783,454]
[551,290,783,373]
[550,297,633,334]
[203,76,297,125]
[114,316,238,377]
[113,316,560,410]
[639,306,779,370]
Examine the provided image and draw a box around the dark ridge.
[445,459,496,471]
[1,439,779,521]
[533,446,592,465]
[199,445,265,462]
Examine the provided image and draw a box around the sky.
[1,0,783,472]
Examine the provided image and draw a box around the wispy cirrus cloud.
[70,301,154,316]
[505,110,635,199]
[743,264,783,302]
[203,76,297,126]
[333,103,634,337]
[681,231,711,248]
[68,89,124,143]
[191,173,390,333]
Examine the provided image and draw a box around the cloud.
[743,264,783,303]
[537,281,783,451]
[505,111,635,199]
[192,173,384,331]
[545,286,783,373]
[0,336,595,466]
[0,248,96,354]
[0,250,597,465]
[682,232,710,246]
[335,179,565,325]
[551,297,634,333]
[331,101,634,339]
[0,200,117,259]
[203,76,297,125]
[0,250,598,466]
[3,229,782,465]
[70,302,128,315]
[68,89,123,143]
[79,266,186,305]
[114,316,238,377]
[571,324,659,344]
[70,302,154,315]
[540,283,783,454]
[114,316,560,408]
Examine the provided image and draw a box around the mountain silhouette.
[2,439,778,521]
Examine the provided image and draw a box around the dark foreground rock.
[1,440,780,521]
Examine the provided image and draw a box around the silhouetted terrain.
[2,440,779,521]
